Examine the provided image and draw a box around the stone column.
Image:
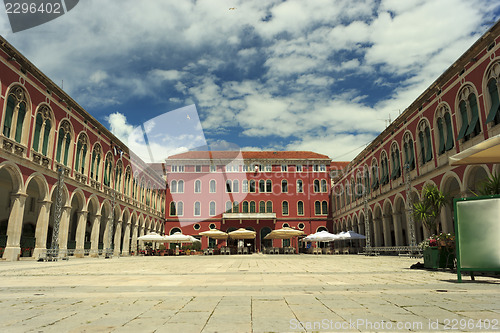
[90,214,101,257]
[74,210,88,258]
[440,208,450,234]
[382,214,392,247]
[2,193,27,261]
[33,200,52,259]
[392,212,403,246]
[103,217,111,252]
[373,218,382,247]
[113,220,122,256]
[57,206,72,258]
[122,222,130,256]
[131,223,138,254]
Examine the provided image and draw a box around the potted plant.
[413,185,454,269]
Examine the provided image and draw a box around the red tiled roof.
[165,151,331,161]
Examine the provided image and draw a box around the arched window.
[75,133,89,175]
[314,201,321,215]
[417,120,433,165]
[32,105,52,156]
[170,202,176,216]
[402,133,415,171]
[114,160,123,191]
[242,180,248,193]
[90,144,102,182]
[250,201,256,213]
[259,200,265,213]
[297,201,304,215]
[194,180,201,193]
[313,179,320,192]
[194,202,201,216]
[297,180,303,193]
[380,152,389,185]
[177,180,184,193]
[226,179,232,192]
[233,180,239,193]
[363,167,370,195]
[170,180,177,193]
[177,202,183,216]
[242,201,249,213]
[249,180,256,193]
[351,178,356,202]
[209,201,216,216]
[266,200,273,213]
[259,180,265,192]
[209,180,216,193]
[456,86,481,141]
[124,167,131,196]
[281,180,288,193]
[3,86,28,143]
[282,201,289,215]
[321,201,328,215]
[266,179,272,192]
[486,73,500,125]
[55,120,72,166]
[233,201,239,213]
[103,153,113,186]
[321,179,327,193]
[435,104,454,155]
[390,143,401,180]
[225,201,232,212]
[371,161,379,190]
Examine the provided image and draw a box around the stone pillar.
[113,220,122,256]
[2,193,27,261]
[74,210,88,258]
[33,200,52,259]
[382,214,392,247]
[373,218,382,247]
[131,223,138,254]
[103,217,111,252]
[90,214,101,257]
[122,222,130,256]
[440,208,450,234]
[392,213,403,246]
[57,206,71,258]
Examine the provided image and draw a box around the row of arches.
[0,161,163,260]
[333,165,498,247]
[1,84,165,215]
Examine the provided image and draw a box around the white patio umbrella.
[263,227,304,239]
[163,232,200,243]
[198,229,228,240]
[228,228,256,239]
[303,230,339,242]
[137,232,167,242]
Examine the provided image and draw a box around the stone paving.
[0,254,499,332]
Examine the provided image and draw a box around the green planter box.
[424,247,455,269]
[424,247,439,269]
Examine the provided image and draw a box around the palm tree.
[413,184,448,235]
[478,172,500,196]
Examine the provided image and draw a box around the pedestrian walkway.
[0,255,498,332]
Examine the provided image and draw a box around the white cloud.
[4,0,497,163]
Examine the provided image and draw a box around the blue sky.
[2,0,500,162]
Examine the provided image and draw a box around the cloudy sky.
[1,0,499,162]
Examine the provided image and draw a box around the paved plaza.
[0,254,499,333]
